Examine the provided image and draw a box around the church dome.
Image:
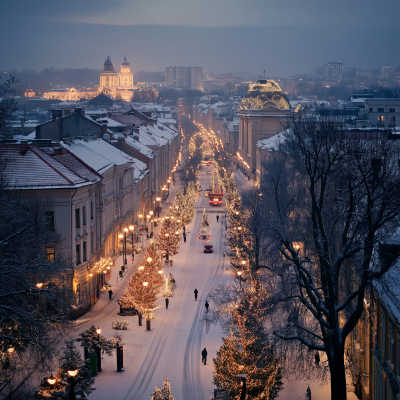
[103,56,116,72]
[239,80,290,110]
[121,56,130,66]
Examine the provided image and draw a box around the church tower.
[99,56,119,89]
[118,56,134,88]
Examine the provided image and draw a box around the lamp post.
[67,369,79,400]
[123,227,128,265]
[167,178,171,196]
[118,233,124,264]
[149,211,154,236]
[143,282,151,331]
[96,327,101,372]
[156,197,161,217]
[237,271,243,288]
[129,225,134,252]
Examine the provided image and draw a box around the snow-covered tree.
[36,339,95,399]
[120,272,161,319]
[156,218,180,261]
[76,325,113,355]
[200,208,210,228]
[151,377,175,400]
[161,273,176,297]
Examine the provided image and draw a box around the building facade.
[165,66,204,91]
[365,99,400,129]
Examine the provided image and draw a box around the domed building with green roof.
[238,79,291,184]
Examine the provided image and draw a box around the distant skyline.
[1,0,400,77]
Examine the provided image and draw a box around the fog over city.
[2,0,400,76]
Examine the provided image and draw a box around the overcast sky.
[1,0,400,77]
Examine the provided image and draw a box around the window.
[91,233,94,253]
[90,201,93,220]
[75,208,80,229]
[45,211,55,231]
[378,116,384,122]
[389,116,396,123]
[82,206,86,226]
[76,244,81,265]
[46,247,55,261]
[389,108,395,113]
[369,108,373,112]
[83,241,87,262]
[378,108,384,113]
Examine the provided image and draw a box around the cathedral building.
[43,56,153,102]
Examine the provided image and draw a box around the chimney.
[20,116,25,136]
[101,122,108,136]
[64,109,71,116]
[20,140,28,155]
[51,109,62,119]
[118,135,125,143]
[54,146,63,156]
[81,110,85,116]
[103,133,111,142]
[74,107,83,114]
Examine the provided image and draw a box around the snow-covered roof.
[0,145,100,189]
[124,136,155,159]
[158,117,176,125]
[97,117,127,128]
[61,138,145,175]
[256,129,289,151]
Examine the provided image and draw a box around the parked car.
[204,244,214,253]
[207,171,211,174]
[205,189,211,197]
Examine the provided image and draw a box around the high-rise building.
[165,67,203,91]
[324,61,343,79]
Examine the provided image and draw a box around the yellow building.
[43,56,140,102]
[237,79,291,183]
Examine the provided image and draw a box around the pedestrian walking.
[307,386,312,400]
[183,232,186,243]
[165,298,169,310]
[201,348,208,365]
[205,300,209,312]
[194,288,198,301]
[132,253,135,262]
[108,289,113,300]
[216,214,219,223]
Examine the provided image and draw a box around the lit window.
[378,116,384,122]
[389,116,396,123]
[46,247,55,261]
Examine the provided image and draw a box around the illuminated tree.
[119,272,161,319]
[151,377,175,400]
[200,208,210,228]
[157,218,180,260]
[213,282,282,400]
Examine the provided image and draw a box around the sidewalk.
[74,179,184,328]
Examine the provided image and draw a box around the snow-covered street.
[72,167,230,400]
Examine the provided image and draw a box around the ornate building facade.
[43,56,153,102]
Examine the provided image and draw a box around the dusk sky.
[2,0,400,77]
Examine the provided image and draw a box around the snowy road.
[77,167,230,400]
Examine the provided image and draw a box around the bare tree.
[0,166,73,398]
[260,115,400,398]
[0,75,19,139]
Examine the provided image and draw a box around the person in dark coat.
[165,298,169,310]
[205,301,209,312]
[183,232,186,243]
[194,289,198,300]
[315,352,320,366]
[307,386,312,400]
[216,214,219,223]
[132,253,135,262]
[201,348,208,365]
[108,289,113,300]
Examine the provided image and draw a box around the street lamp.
[156,197,161,217]
[67,369,79,400]
[47,374,56,386]
[123,227,129,264]
[237,271,243,287]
